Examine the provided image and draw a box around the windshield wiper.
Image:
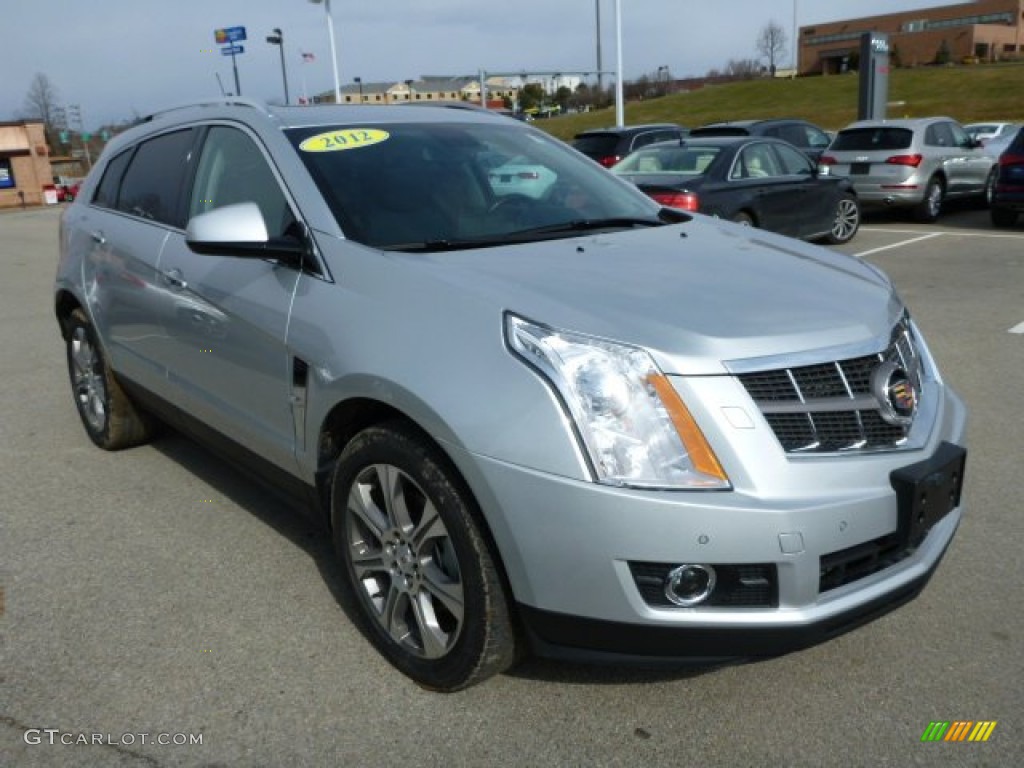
[378,217,671,253]
[505,217,666,238]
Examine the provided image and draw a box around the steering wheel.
[488,193,535,215]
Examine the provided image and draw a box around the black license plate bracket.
[890,442,966,549]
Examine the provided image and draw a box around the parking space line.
[855,233,943,258]
[1010,322,1024,334]
[861,227,1024,240]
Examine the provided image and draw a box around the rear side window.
[116,129,196,227]
[92,150,133,209]
[774,143,814,175]
[632,130,681,151]
[572,134,619,156]
[770,123,831,150]
[832,128,913,151]
[924,123,955,147]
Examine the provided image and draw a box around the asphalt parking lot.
[2,203,1021,767]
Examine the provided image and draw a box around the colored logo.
[872,360,918,427]
[921,721,997,742]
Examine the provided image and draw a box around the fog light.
[664,564,716,607]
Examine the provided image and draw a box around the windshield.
[615,145,721,175]
[287,121,663,250]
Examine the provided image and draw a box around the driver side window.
[189,126,296,239]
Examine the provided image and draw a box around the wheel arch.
[54,289,85,340]
[315,396,528,625]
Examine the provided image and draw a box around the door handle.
[162,268,188,290]
[90,230,106,245]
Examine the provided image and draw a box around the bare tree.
[725,59,763,80]
[23,73,62,145]
[756,21,788,77]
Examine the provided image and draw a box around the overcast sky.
[3,0,965,129]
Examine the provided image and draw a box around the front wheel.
[826,194,861,244]
[330,422,517,691]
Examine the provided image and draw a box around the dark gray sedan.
[613,136,861,244]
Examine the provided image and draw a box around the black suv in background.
[991,125,1024,228]
[689,119,832,161]
[572,123,688,167]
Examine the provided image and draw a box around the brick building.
[0,121,55,208]
[798,0,1024,74]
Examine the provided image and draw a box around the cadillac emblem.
[872,360,918,427]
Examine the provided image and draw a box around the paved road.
[2,205,1021,767]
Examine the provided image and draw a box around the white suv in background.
[821,117,997,222]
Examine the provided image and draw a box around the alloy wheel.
[70,326,107,433]
[344,463,465,659]
[831,198,860,242]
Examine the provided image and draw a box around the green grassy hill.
[538,62,1024,140]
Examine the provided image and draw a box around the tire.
[732,211,755,227]
[826,194,861,244]
[330,422,517,691]
[65,308,155,450]
[983,168,997,208]
[991,206,1018,228]
[913,177,944,222]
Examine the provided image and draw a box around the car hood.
[373,218,900,375]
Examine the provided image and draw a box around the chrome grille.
[738,320,922,453]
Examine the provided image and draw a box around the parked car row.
[573,115,1020,236]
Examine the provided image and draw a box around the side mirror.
[186,202,306,262]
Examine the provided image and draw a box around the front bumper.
[519,535,951,662]
[456,383,967,660]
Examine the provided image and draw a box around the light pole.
[656,64,669,97]
[309,0,341,103]
[354,76,363,102]
[614,0,623,127]
[792,0,799,75]
[67,104,92,171]
[266,28,290,105]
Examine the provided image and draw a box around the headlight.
[506,314,730,490]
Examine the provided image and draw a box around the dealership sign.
[214,26,246,45]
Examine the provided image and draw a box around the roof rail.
[143,97,272,122]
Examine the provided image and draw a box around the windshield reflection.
[288,121,664,250]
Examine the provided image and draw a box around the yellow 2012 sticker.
[299,128,390,152]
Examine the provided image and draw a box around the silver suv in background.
[821,117,997,222]
[56,99,967,691]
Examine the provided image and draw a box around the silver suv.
[55,99,967,690]
[822,117,997,221]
